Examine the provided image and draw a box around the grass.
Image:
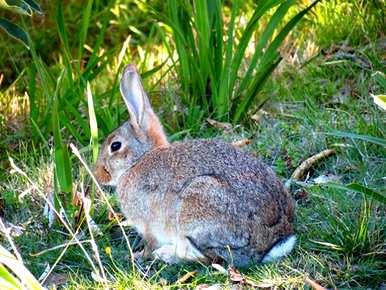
[159,0,320,127]
[2,46,385,288]
[1,0,385,289]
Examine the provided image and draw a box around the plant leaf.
[232,54,281,123]
[55,0,74,83]
[0,245,44,290]
[238,0,296,96]
[228,0,282,101]
[372,71,386,90]
[54,147,73,193]
[23,0,43,14]
[78,0,93,62]
[260,0,320,68]
[0,264,21,289]
[141,60,168,80]
[327,183,386,204]
[371,94,386,110]
[326,131,386,147]
[86,82,99,163]
[53,70,73,195]
[0,0,32,15]
[0,18,29,48]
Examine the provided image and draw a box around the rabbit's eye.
[110,141,122,152]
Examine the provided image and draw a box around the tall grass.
[23,1,166,213]
[26,1,114,211]
[304,0,385,47]
[158,0,320,128]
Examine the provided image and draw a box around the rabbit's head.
[95,64,169,186]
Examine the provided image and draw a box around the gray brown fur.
[95,64,295,267]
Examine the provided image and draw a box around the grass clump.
[158,0,320,129]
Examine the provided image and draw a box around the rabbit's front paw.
[153,245,179,264]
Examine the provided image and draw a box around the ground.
[0,1,385,289]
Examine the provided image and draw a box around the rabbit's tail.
[261,235,296,263]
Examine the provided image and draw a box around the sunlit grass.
[3,53,385,287]
[0,0,385,289]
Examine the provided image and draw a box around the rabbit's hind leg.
[152,245,179,264]
[176,175,253,266]
[152,238,208,264]
[175,237,208,264]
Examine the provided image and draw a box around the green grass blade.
[208,0,228,119]
[217,0,239,118]
[238,0,295,95]
[232,0,319,123]
[53,70,73,196]
[55,0,74,83]
[29,40,57,139]
[59,112,86,144]
[54,147,72,193]
[371,94,386,110]
[261,0,320,68]
[26,65,37,119]
[84,10,109,72]
[372,71,386,90]
[166,0,202,96]
[326,131,386,147]
[0,0,32,15]
[327,183,386,204]
[29,44,55,100]
[195,0,218,112]
[78,0,94,64]
[141,60,168,80]
[258,0,296,52]
[210,0,223,90]
[232,54,281,123]
[23,0,43,14]
[83,49,115,82]
[0,264,21,289]
[86,82,98,163]
[154,21,173,61]
[0,245,44,290]
[62,98,91,138]
[86,81,98,216]
[194,0,210,80]
[0,17,29,48]
[30,118,48,146]
[228,0,283,96]
[55,0,70,57]
[167,0,191,93]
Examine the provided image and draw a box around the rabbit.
[95,64,295,267]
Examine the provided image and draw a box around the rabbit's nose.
[95,164,111,184]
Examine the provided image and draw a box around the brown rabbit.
[95,64,295,267]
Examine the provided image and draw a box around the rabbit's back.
[130,139,290,204]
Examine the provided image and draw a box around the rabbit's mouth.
[95,164,112,185]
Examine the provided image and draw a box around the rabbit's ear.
[120,64,150,126]
[120,64,169,147]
